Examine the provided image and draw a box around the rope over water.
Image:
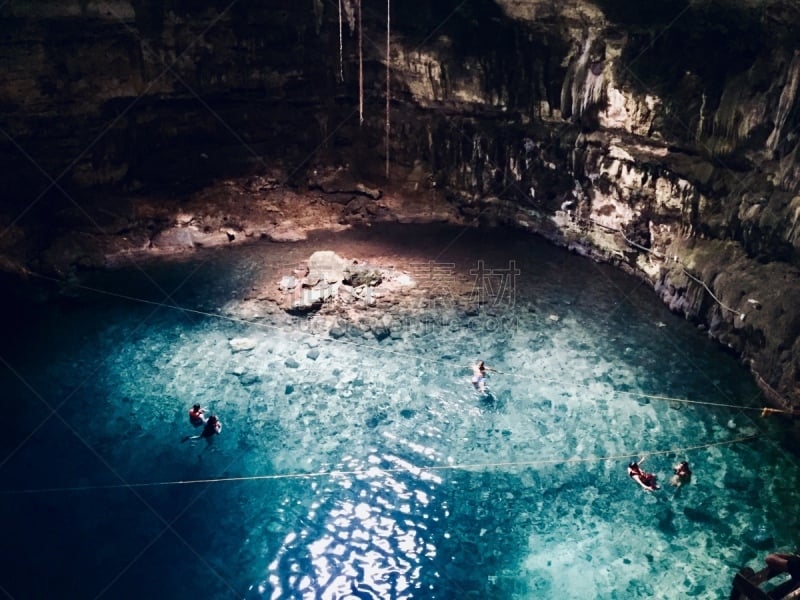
[0,434,759,495]
[588,217,745,319]
[24,270,795,416]
[5,267,786,496]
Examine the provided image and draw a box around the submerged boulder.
[229,337,257,352]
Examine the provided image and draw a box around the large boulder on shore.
[307,251,347,285]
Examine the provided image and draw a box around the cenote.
[1,224,798,599]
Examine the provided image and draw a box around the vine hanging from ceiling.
[334,0,392,177]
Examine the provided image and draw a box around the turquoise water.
[1,224,798,599]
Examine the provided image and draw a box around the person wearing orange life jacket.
[182,415,222,446]
[188,403,206,427]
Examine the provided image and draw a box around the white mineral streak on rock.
[497,0,603,24]
[767,52,800,152]
[561,33,607,120]
[788,195,800,244]
[710,71,771,155]
[390,47,445,105]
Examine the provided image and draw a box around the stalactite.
[338,0,344,82]
[385,0,391,179]
[358,0,363,125]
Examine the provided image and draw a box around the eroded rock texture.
[1,0,799,408]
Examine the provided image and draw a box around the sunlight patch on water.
[261,450,441,600]
[3,227,798,599]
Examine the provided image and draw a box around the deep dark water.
[1,224,798,599]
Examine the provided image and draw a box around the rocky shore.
[3,164,798,415]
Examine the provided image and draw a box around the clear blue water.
[1,224,798,599]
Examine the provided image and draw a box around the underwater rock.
[329,325,346,339]
[237,372,261,386]
[743,527,774,550]
[371,323,391,341]
[229,337,256,352]
[683,506,717,524]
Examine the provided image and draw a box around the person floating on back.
[188,403,206,427]
[182,415,222,446]
[628,459,659,491]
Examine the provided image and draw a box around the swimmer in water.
[182,415,222,446]
[471,360,493,393]
[670,461,692,486]
[628,459,659,491]
[188,403,206,427]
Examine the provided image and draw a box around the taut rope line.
[23,270,793,416]
[0,434,758,495]
[586,218,799,413]
[588,218,745,319]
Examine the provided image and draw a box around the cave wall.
[1,0,800,408]
[0,0,353,199]
[384,0,800,409]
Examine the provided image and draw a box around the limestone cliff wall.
[384,0,800,409]
[1,0,799,408]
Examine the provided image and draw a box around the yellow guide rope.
[2,270,790,496]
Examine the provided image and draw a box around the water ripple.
[253,449,443,599]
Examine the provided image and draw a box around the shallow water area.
[1,224,799,599]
